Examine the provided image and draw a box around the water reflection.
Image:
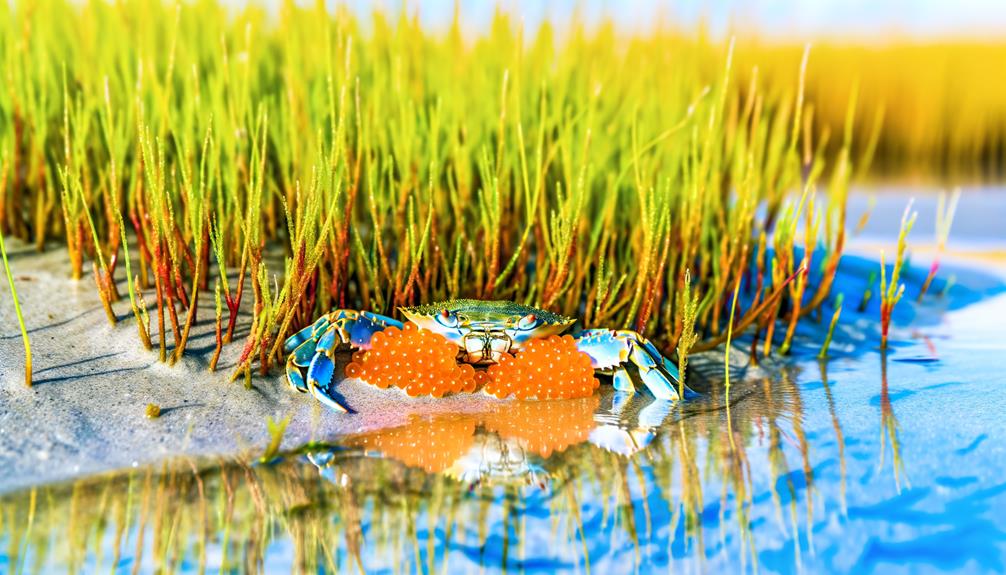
[306,393,695,492]
[878,352,907,492]
[23,341,987,574]
[3,364,852,574]
[818,360,848,515]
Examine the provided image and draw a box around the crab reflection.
[306,391,680,489]
[447,434,551,488]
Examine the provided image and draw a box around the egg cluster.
[483,395,600,457]
[349,416,477,473]
[483,335,599,400]
[344,323,477,397]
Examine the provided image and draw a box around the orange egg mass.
[482,394,600,457]
[344,323,477,397]
[347,415,478,473]
[483,335,599,400]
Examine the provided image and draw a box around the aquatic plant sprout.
[0,160,32,388]
[675,268,700,395]
[0,0,913,381]
[917,188,961,301]
[879,202,917,350]
[818,292,844,359]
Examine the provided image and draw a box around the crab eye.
[435,309,459,328]
[517,313,538,331]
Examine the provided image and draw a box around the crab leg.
[285,337,316,393]
[284,315,334,393]
[285,310,403,413]
[328,310,403,349]
[573,329,681,401]
[283,314,331,353]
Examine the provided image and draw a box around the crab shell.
[399,299,576,364]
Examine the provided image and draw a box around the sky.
[332,0,1006,41]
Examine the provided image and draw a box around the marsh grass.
[0,0,945,379]
[736,42,1006,181]
[675,269,699,393]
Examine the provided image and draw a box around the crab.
[283,299,687,412]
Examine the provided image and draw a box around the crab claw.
[630,341,680,401]
[306,351,349,413]
[286,362,309,393]
[283,310,404,413]
[573,329,684,401]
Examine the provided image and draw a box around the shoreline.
[1,226,1003,494]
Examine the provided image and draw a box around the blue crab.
[283,299,686,412]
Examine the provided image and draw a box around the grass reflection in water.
[1,359,879,574]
